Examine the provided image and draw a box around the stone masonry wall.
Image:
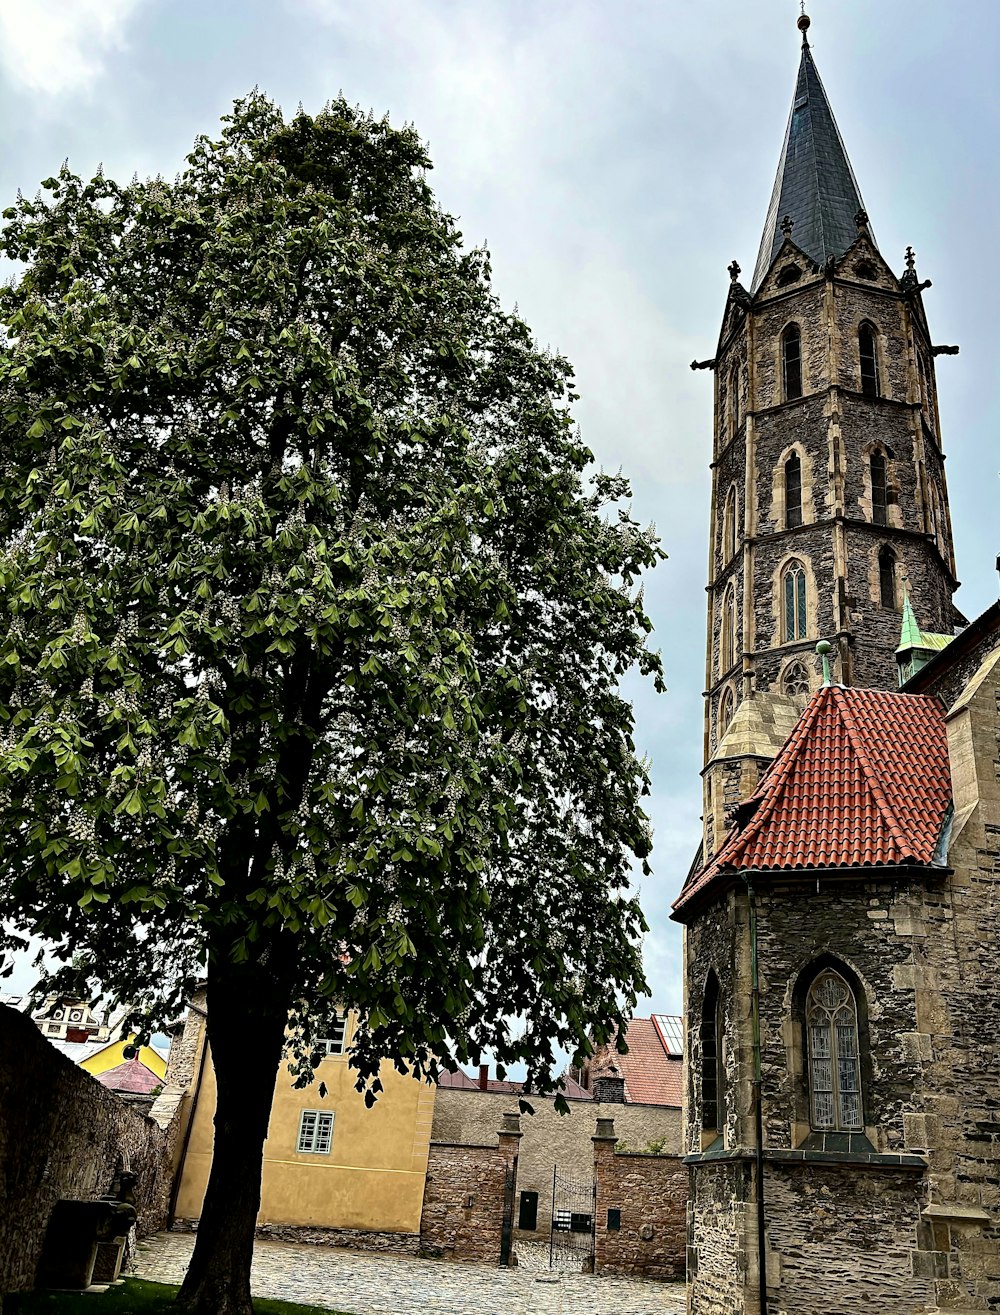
[0,1001,176,1299]
[687,1159,751,1315]
[592,1130,686,1279]
[419,1129,520,1264]
[432,1086,680,1239]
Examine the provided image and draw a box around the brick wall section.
[419,1123,520,1264]
[592,1124,686,1279]
[432,1086,680,1238]
[0,1002,176,1299]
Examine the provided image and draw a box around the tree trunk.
[174,951,291,1315]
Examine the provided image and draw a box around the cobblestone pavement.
[133,1231,686,1315]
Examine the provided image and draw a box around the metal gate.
[548,1165,595,1271]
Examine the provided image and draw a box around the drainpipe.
[746,874,768,1315]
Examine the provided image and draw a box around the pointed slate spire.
[751,16,871,290]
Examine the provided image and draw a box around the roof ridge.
[830,687,915,860]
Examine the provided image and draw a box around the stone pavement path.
[133,1231,687,1315]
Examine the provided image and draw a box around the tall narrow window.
[870,450,888,526]
[722,486,737,563]
[782,324,802,400]
[784,452,803,528]
[879,546,897,609]
[807,970,862,1131]
[719,687,735,736]
[701,973,725,1133]
[783,559,808,640]
[729,365,741,439]
[720,587,737,673]
[859,322,880,397]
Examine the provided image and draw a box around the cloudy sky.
[2,1,998,1014]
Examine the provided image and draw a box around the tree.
[0,96,663,1314]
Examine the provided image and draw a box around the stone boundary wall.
[592,1120,687,1280]
[173,1216,422,1256]
[0,1001,185,1300]
[419,1126,520,1264]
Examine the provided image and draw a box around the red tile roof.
[674,685,951,916]
[95,1058,162,1095]
[591,1016,684,1107]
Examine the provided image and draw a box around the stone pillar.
[592,1117,619,1275]
[497,1113,522,1267]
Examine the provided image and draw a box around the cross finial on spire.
[728,260,741,282]
[797,6,811,45]
[905,245,916,271]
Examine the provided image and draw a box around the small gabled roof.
[897,595,953,656]
[96,1058,162,1095]
[752,34,870,291]
[674,685,951,917]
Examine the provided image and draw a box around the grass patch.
[7,1277,347,1315]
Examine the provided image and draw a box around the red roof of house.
[95,1058,162,1095]
[593,1017,684,1107]
[674,685,952,916]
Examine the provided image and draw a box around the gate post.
[592,1116,618,1276]
[498,1112,522,1267]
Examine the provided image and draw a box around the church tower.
[699,11,962,858]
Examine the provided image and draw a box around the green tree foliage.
[0,96,663,1313]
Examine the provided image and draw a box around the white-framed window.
[297,1109,335,1155]
[317,1013,347,1055]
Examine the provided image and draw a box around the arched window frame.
[781,659,810,696]
[718,686,735,738]
[878,545,898,610]
[869,448,889,527]
[720,586,737,674]
[701,972,726,1136]
[805,969,864,1132]
[782,324,803,401]
[858,321,881,398]
[784,451,803,529]
[781,559,808,641]
[722,486,738,563]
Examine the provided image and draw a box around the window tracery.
[781,660,810,696]
[859,322,880,397]
[806,970,863,1131]
[782,559,808,641]
[870,449,888,526]
[782,324,803,400]
[784,451,803,529]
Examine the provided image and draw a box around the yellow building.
[80,1036,168,1080]
[173,1010,436,1236]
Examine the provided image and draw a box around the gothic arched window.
[722,486,738,562]
[870,449,888,526]
[729,365,741,439]
[701,972,726,1134]
[806,969,863,1131]
[782,324,803,401]
[859,322,880,397]
[719,686,735,736]
[784,451,803,528]
[720,587,737,673]
[879,546,897,610]
[782,660,810,696]
[782,559,808,641]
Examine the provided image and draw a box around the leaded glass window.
[701,974,725,1133]
[859,322,880,397]
[783,560,808,641]
[785,452,802,529]
[782,325,802,400]
[807,971,862,1131]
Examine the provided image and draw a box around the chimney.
[593,1073,626,1105]
[478,1063,489,1091]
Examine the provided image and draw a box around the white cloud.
[0,0,142,96]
